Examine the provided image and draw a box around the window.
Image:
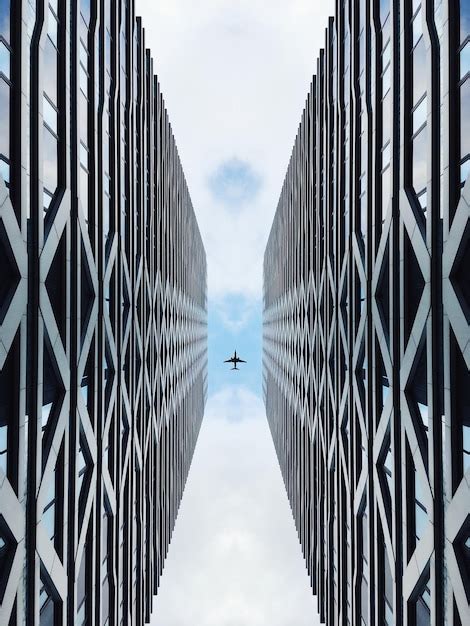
[412,6,423,48]
[382,142,391,170]
[0,156,9,184]
[382,91,391,143]
[0,1,10,44]
[42,340,63,447]
[460,0,470,45]
[459,76,470,178]
[411,575,431,626]
[0,40,10,79]
[79,166,88,220]
[461,41,470,80]
[43,125,58,197]
[76,546,88,626]
[79,62,88,96]
[381,542,394,625]
[412,125,427,206]
[457,1,470,189]
[42,470,56,542]
[381,168,391,220]
[0,76,10,160]
[412,38,427,105]
[0,423,6,473]
[43,95,58,134]
[79,39,87,69]
[379,0,390,27]
[413,96,427,134]
[0,336,16,478]
[39,574,58,626]
[43,189,53,215]
[77,438,87,498]
[80,0,90,27]
[414,469,428,541]
[47,5,58,47]
[79,141,88,170]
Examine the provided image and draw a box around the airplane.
[224,350,247,370]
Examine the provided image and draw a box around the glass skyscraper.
[0,1,207,624]
[264,1,469,624]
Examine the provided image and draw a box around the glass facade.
[0,1,207,625]
[263,1,470,624]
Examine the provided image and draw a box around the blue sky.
[208,158,262,209]
[208,296,262,395]
[135,0,334,623]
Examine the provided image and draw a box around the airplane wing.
[224,358,234,363]
[238,359,247,363]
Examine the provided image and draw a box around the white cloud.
[136,0,334,303]
[150,386,321,626]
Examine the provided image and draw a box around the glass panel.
[460,79,470,162]
[382,142,391,169]
[43,96,57,134]
[415,470,428,541]
[0,423,6,473]
[384,445,392,491]
[77,551,86,608]
[43,125,58,194]
[412,126,427,195]
[461,42,470,80]
[39,579,56,626]
[0,40,10,79]
[461,158,470,186]
[384,551,393,623]
[361,575,368,625]
[43,474,56,540]
[415,579,431,626]
[79,40,87,68]
[412,0,421,16]
[413,38,427,105]
[460,0,470,45]
[383,64,391,95]
[383,40,391,67]
[413,96,427,134]
[80,0,90,24]
[47,10,58,47]
[79,166,88,219]
[80,373,88,405]
[0,77,10,158]
[41,402,53,431]
[77,443,86,493]
[417,189,427,211]
[80,142,88,170]
[382,92,391,143]
[463,424,470,472]
[102,576,109,623]
[79,63,88,96]
[79,91,88,138]
[43,37,58,105]
[382,167,391,220]
[0,0,10,44]
[0,157,9,184]
[380,0,390,25]
[105,29,111,67]
[43,189,53,216]
[412,8,423,47]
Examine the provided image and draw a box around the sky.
[134,0,334,624]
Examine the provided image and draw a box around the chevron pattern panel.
[0,1,207,625]
[263,1,469,625]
